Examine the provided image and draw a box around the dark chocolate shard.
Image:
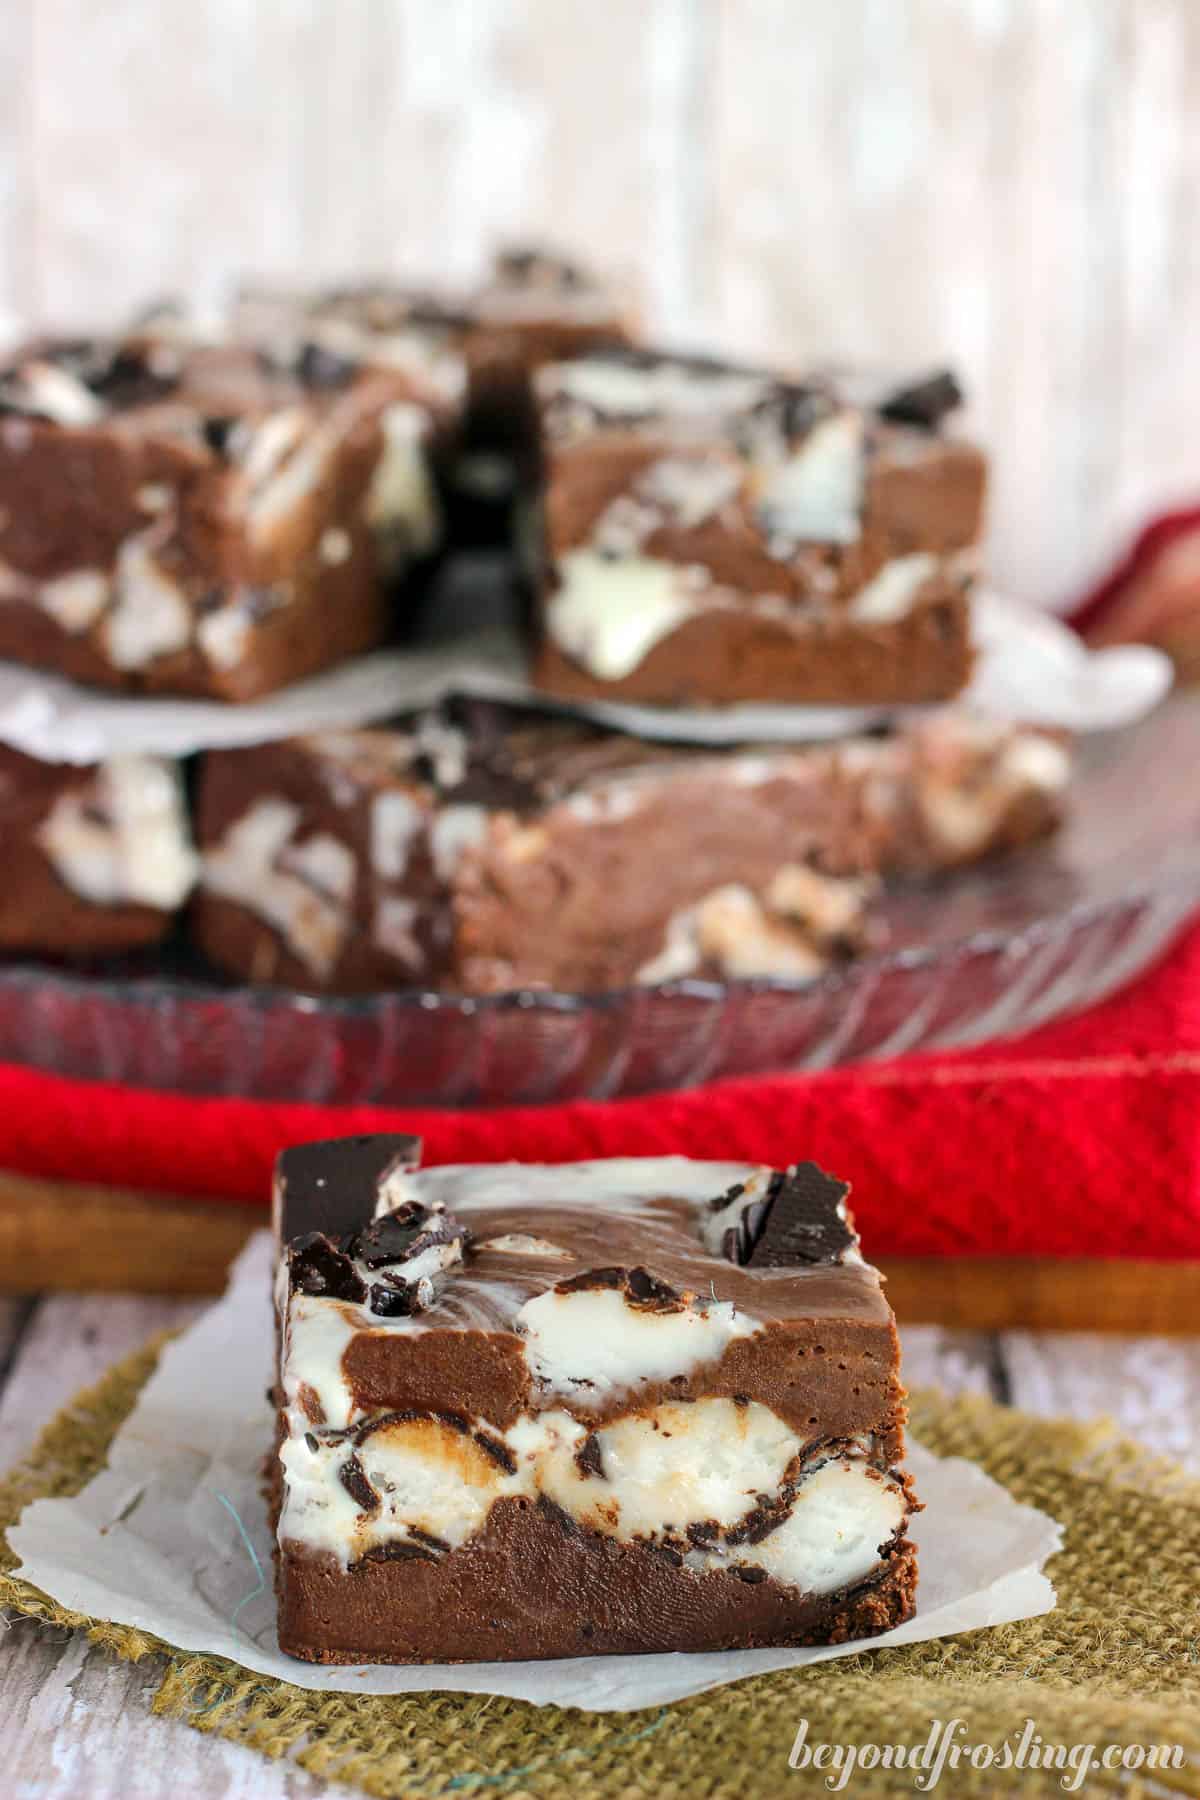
[555,1265,683,1311]
[338,1453,378,1514]
[356,1539,437,1565]
[202,415,237,456]
[365,1280,420,1318]
[878,369,962,430]
[289,1233,367,1304]
[575,1434,605,1481]
[555,1267,625,1295]
[407,1526,452,1555]
[89,347,178,409]
[296,339,360,390]
[718,1190,775,1267]
[493,246,587,291]
[474,1430,517,1475]
[352,1198,467,1319]
[625,1266,683,1311]
[352,1204,434,1268]
[273,1132,421,1246]
[352,1200,463,1269]
[742,1163,854,1269]
[731,1565,768,1584]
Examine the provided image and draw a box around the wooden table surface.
[0,1294,1195,1800]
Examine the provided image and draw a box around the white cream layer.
[519,1284,758,1396]
[202,798,351,977]
[279,1395,906,1596]
[36,755,199,910]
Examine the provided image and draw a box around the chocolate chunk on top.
[289,1234,367,1304]
[555,1265,685,1312]
[273,1132,422,1246]
[878,369,963,430]
[352,1198,468,1318]
[351,1201,459,1269]
[741,1163,854,1268]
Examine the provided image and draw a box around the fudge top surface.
[0,327,426,445]
[294,698,1043,820]
[300,697,748,811]
[280,1152,892,1338]
[535,344,965,451]
[236,244,624,372]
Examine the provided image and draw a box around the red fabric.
[3,914,1199,1262]
[1068,504,1200,638]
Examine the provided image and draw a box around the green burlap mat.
[0,1340,1197,1799]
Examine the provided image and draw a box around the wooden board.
[0,1168,1196,1334]
[0,1170,256,1297]
[878,1256,1200,1337]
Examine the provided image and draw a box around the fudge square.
[0,326,450,700]
[0,744,197,955]
[531,348,986,707]
[272,1138,918,1663]
[193,698,1067,994]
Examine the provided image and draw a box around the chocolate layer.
[278,1504,918,1664]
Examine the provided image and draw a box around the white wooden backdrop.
[2,0,1200,605]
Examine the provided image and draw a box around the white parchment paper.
[0,586,1171,765]
[8,1237,1063,1712]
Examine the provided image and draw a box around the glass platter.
[1,693,1197,1107]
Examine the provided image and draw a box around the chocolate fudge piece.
[272,1143,918,1663]
[193,699,1068,994]
[0,325,449,699]
[530,348,986,707]
[0,744,197,953]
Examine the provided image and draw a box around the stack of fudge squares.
[0,248,1069,989]
[271,1134,921,1661]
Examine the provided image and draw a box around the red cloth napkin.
[3,913,1198,1261]
[1070,504,1200,654]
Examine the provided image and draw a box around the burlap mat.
[0,1339,1197,1799]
